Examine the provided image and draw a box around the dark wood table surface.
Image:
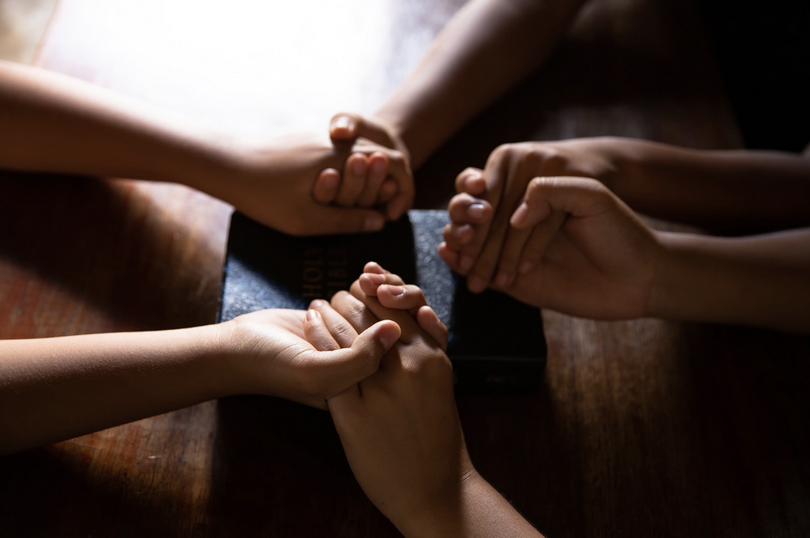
[1,0,808,536]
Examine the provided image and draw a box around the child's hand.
[443,139,621,291]
[304,270,475,536]
[354,261,448,350]
[211,132,411,236]
[312,150,400,212]
[218,308,400,409]
[441,177,662,320]
[311,113,415,222]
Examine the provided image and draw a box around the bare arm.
[442,137,810,291]
[0,59,228,185]
[372,0,585,169]
[321,0,584,213]
[651,229,810,333]
[0,326,227,455]
[0,310,398,455]
[0,60,411,234]
[609,139,810,232]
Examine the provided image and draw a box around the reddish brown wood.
[1,0,808,537]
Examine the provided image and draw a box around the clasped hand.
[441,174,662,320]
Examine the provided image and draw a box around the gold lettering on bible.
[301,247,349,299]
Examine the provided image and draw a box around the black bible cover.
[217,210,547,394]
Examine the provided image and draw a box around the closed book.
[217,210,547,394]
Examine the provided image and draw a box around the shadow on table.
[206,395,396,537]
[0,171,221,335]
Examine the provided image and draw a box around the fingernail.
[379,325,400,349]
[365,272,385,284]
[519,260,534,274]
[385,285,405,296]
[459,255,474,271]
[306,309,320,321]
[364,215,385,232]
[467,203,486,220]
[511,203,529,228]
[469,176,486,194]
[371,158,387,175]
[352,156,365,176]
[495,271,511,288]
[468,275,486,294]
[309,299,325,308]
[333,115,352,130]
[456,224,474,244]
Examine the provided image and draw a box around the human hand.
[354,261,448,350]
[442,177,662,320]
[442,138,623,291]
[207,131,411,236]
[303,265,477,535]
[311,112,414,222]
[218,308,400,409]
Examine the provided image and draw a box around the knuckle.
[544,151,569,174]
[455,167,476,183]
[332,289,350,301]
[493,143,514,157]
[526,176,548,195]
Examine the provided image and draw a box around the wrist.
[392,468,483,538]
[645,231,690,321]
[599,137,645,196]
[396,470,543,538]
[371,108,416,168]
[206,318,263,395]
[174,323,246,398]
[161,127,245,193]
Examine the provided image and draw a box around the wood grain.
[1,0,808,536]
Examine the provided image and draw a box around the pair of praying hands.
[298,263,475,536]
[292,262,543,537]
[269,113,413,235]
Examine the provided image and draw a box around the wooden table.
[2,0,808,536]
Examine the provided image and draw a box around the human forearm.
[0,308,399,455]
[0,61,403,235]
[649,229,810,332]
[609,139,810,231]
[395,471,544,538]
[0,60,234,188]
[0,325,233,455]
[374,0,585,168]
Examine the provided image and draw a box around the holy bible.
[217,210,547,394]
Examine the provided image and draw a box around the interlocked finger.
[303,308,341,351]
[308,299,360,349]
[357,151,389,207]
[335,153,368,206]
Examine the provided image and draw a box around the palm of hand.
[228,308,339,409]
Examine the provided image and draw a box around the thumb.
[349,319,401,374]
[329,112,396,150]
[329,112,359,141]
[512,176,614,229]
[324,320,401,403]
